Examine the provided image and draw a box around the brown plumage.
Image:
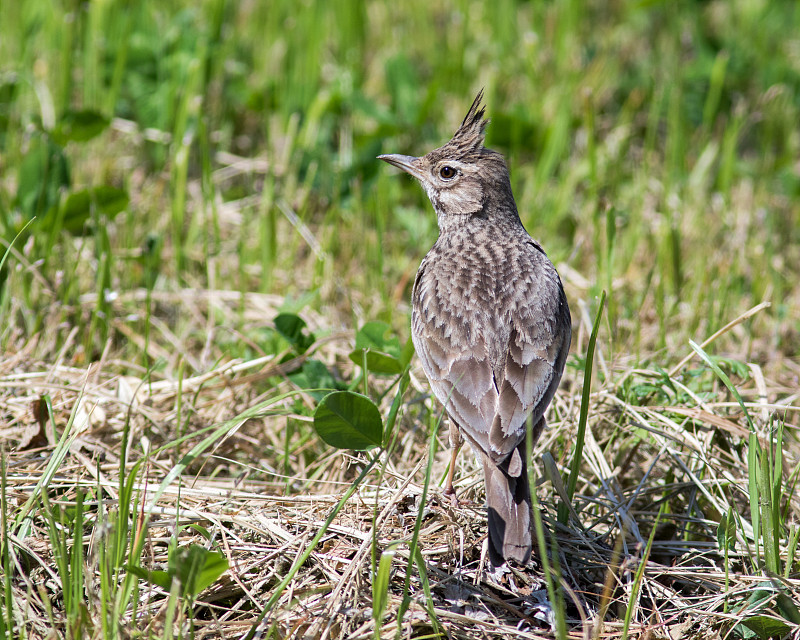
[379,91,571,566]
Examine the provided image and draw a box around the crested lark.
[379,91,571,566]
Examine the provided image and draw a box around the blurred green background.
[1,0,798,367]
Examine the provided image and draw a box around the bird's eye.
[439,165,457,180]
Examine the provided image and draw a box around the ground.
[1,0,799,638]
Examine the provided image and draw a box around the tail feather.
[482,440,533,566]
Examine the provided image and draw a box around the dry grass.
[2,2,800,636]
[1,280,797,639]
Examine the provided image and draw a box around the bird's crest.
[440,89,488,161]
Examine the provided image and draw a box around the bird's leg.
[444,421,464,505]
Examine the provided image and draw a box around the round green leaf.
[348,348,403,375]
[349,321,405,375]
[314,391,382,450]
[355,321,401,356]
[274,312,315,353]
[53,109,110,144]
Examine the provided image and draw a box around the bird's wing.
[487,243,571,458]
[412,243,571,462]
[486,313,570,457]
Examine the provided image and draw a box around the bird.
[378,90,571,567]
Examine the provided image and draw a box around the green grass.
[0,0,799,638]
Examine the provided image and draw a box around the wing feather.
[412,238,571,464]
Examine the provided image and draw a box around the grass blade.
[620,505,663,640]
[559,290,605,524]
[372,546,396,635]
[14,389,86,537]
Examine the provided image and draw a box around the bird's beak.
[377,154,424,181]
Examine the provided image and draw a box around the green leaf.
[288,359,340,401]
[313,391,382,450]
[349,321,403,375]
[355,321,401,356]
[412,544,440,631]
[53,185,129,234]
[777,592,800,624]
[15,135,70,220]
[0,217,36,281]
[0,74,19,148]
[53,109,110,144]
[559,290,605,524]
[717,508,737,552]
[274,313,315,353]
[126,545,228,598]
[737,615,792,639]
[372,547,396,627]
[90,185,129,216]
[758,448,779,575]
[184,523,212,540]
[400,336,416,368]
[125,565,173,591]
[710,355,749,379]
[175,545,228,597]
[349,349,403,375]
[140,232,164,289]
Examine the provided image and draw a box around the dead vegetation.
[0,283,797,639]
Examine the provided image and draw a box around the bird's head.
[379,90,515,224]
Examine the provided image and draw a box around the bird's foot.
[443,486,474,508]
